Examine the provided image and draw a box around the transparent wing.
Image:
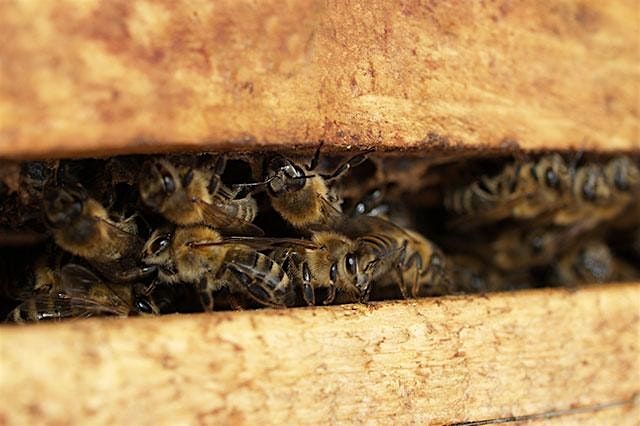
[188,236,318,250]
[193,198,264,236]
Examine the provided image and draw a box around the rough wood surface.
[0,0,638,159]
[0,284,638,425]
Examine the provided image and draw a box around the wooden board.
[0,0,638,159]
[0,284,638,425]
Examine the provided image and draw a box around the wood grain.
[0,284,638,425]
[0,0,638,159]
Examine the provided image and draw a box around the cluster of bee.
[0,149,638,323]
[444,154,640,290]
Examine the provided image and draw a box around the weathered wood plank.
[0,284,637,425]
[0,0,638,158]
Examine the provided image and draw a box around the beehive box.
[0,1,638,424]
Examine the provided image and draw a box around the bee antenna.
[306,141,325,171]
[232,175,279,190]
[570,151,584,170]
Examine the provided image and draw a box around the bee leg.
[405,252,423,298]
[302,282,316,306]
[301,261,316,305]
[394,242,410,299]
[395,266,409,299]
[322,284,336,305]
[196,278,215,312]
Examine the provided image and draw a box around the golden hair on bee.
[43,184,140,265]
[6,263,158,323]
[142,225,294,310]
[139,158,261,235]
[445,154,572,227]
[279,230,372,305]
[262,149,368,230]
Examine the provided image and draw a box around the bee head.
[531,154,570,191]
[576,165,611,204]
[606,157,640,192]
[266,156,307,197]
[139,160,178,210]
[43,184,87,228]
[142,229,175,277]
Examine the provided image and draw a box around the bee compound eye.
[329,263,338,283]
[284,164,301,179]
[582,179,597,201]
[345,253,357,275]
[354,202,367,216]
[150,235,170,255]
[614,167,628,190]
[135,298,154,314]
[545,167,558,188]
[302,262,311,283]
[162,174,176,194]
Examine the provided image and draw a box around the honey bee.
[346,186,414,229]
[139,158,262,235]
[43,183,152,282]
[484,226,570,272]
[141,225,304,310]
[262,149,368,229]
[603,156,640,195]
[449,254,533,294]
[6,263,158,323]
[549,157,638,235]
[340,216,452,298]
[445,154,572,227]
[550,240,639,285]
[272,231,374,305]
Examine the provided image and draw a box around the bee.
[346,186,415,229]
[339,216,452,299]
[272,231,373,305]
[483,226,570,272]
[43,183,151,282]
[448,254,533,294]
[139,158,262,235]
[550,240,639,286]
[604,156,640,195]
[0,161,58,231]
[445,154,572,227]
[262,148,368,229]
[6,263,158,323]
[141,225,303,310]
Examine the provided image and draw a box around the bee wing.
[192,198,264,236]
[58,287,130,317]
[96,217,145,253]
[189,237,319,250]
[318,195,345,226]
[60,263,131,308]
[59,264,101,290]
[7,291,126,323]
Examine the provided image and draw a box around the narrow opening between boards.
[0,150,638,322]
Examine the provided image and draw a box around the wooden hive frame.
[0,0,638,424]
